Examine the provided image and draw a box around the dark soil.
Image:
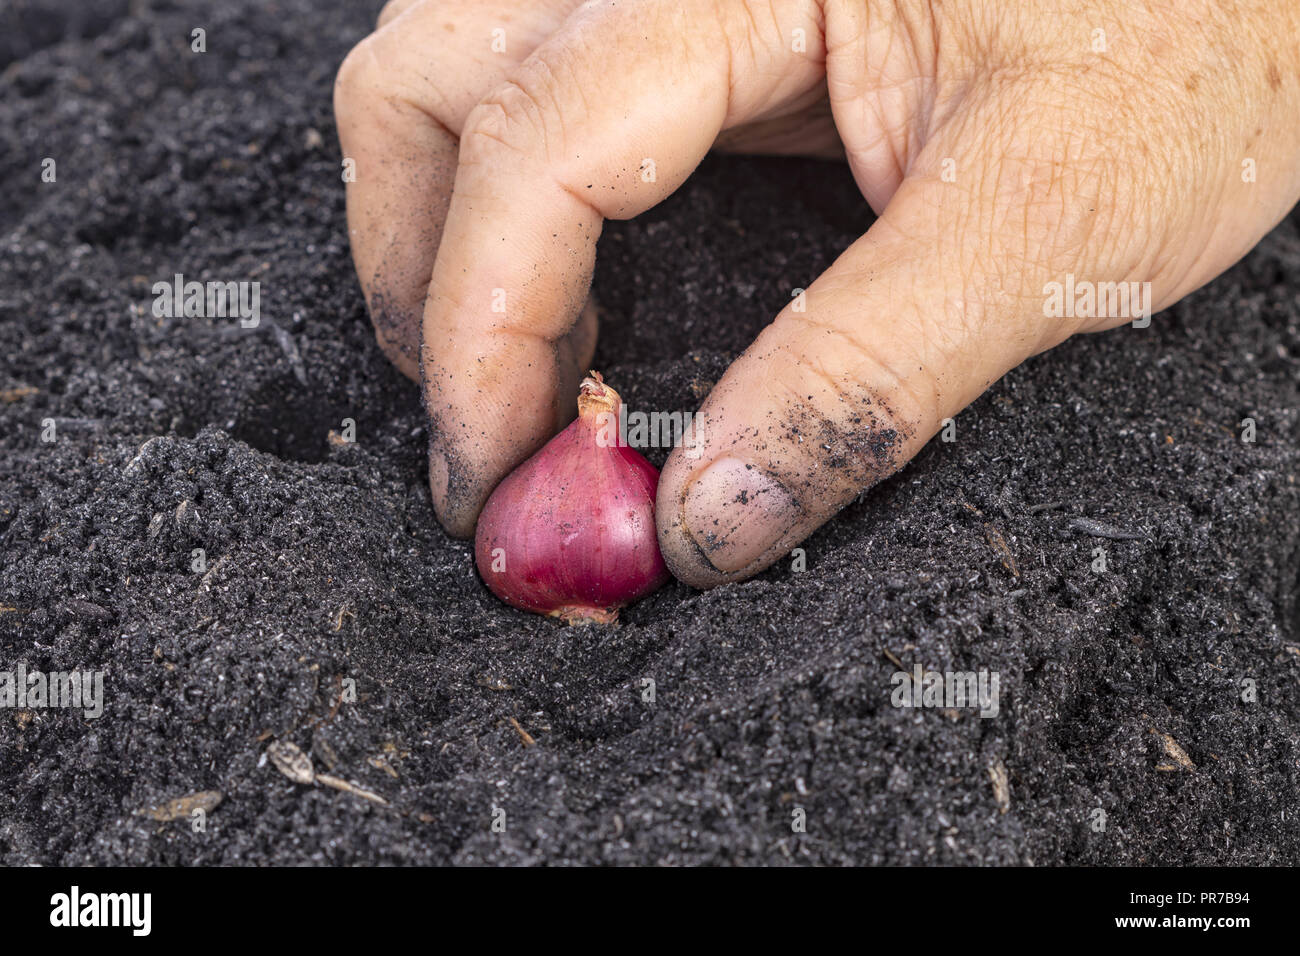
[1,0,1298,866]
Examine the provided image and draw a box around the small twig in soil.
[316,773,389,806]
[265,318,308,386]
[1150,729,1195,771]
[327,675,345,721]
[135,790,223,822]
[266,739,391,806]
[983,523,1020,577]
[508,717,537,747]
[988,759,1011,813]
[267,740,316,784]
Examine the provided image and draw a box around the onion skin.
[474,372,671,624]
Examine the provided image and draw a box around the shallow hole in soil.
[229,377,344,464]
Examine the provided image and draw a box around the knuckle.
[335,31,461,135]
[334,35,383,113]
[461,79,549,164]
[376,0,410,30]
[779,309,881,383]
[767,313,926,486]
[782,309,935,415]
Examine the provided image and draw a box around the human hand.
[335,0,1300,587]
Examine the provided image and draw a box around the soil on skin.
[1,0,1298,865]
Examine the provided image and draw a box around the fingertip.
[655,453,782,589]
[425,399,511,542]
[655,334,926,589]
[422,293,602,540]
[426,444,468,540]
[657,454,803,588]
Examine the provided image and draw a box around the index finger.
[422,0,827,536]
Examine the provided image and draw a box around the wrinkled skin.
[335,0,1300,588]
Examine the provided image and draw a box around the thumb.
[656,130,1126,587]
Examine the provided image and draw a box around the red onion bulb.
[474,371,670,623]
